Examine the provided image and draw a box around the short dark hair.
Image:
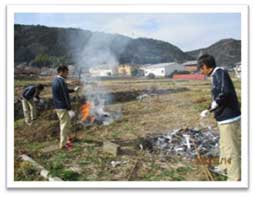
[57,65,69,73]
[36,84,44,90]
[197,54,216,68]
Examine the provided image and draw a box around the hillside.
[14,24,192,67]
[186,39,241,67]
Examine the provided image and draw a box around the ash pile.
[141,128,219,159]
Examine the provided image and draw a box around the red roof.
[173,74,206,80]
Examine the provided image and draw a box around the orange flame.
[80,102,96,123]
[80,102,92,122]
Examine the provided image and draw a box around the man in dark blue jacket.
[21,84,44,125]
[52,65,79,149]
[199,54,241,181]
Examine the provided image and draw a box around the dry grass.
[14,77,240,181]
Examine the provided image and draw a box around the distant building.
[118,64,133,76]
[15,63,27,70]
[89,65,115,77]
[141,62,184,78]
[118,64,144,76]
[15,65,40,75]
[173,74,206,80]
[182,60,198,73]
[39,67,56,76]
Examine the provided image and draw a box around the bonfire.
[80,100,122,126]
[80,102,95,123]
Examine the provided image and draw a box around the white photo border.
[7,4,249,188]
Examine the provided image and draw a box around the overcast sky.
[15,13,241,51]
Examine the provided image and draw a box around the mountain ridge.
[14,24,240,68]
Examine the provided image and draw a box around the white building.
[89,65,115,77]
[141,62,184,78]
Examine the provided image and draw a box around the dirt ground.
[14,76,241,181]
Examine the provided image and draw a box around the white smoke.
[77,33,119,68]
[68,30,129,119]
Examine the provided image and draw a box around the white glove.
[39,99,44,105]
[74,86,80,92]
[68,110,76,119]
[33,97,39,102]
[200,109,209,118]
[211,100,218,110]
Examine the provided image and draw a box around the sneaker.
[60,144,72,151]
[65,141,73,151]
[209,166,227,176]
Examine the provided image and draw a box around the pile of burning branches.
[79,97,122,126]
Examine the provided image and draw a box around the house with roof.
[89,64,116,77]
[118,64,133,76]
[140,62,184,78]
[182,60,198,73]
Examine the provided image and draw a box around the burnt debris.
[81,110,122,126]
[141,128,219,159]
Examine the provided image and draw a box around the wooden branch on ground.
[20,154,62,181]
